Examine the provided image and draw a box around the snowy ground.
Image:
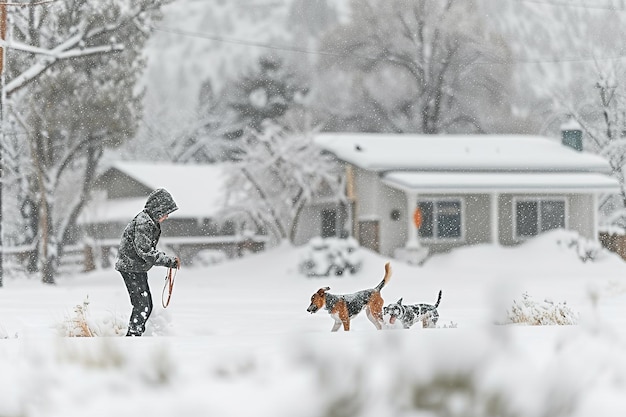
[3,230,626,416]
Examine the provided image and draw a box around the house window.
[418,199,462,240]
[221,220,236,236]
[515,198,566,238]
[321,209,337,238]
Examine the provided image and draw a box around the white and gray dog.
[384,290,442,329]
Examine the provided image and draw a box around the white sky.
[2,230,626,416]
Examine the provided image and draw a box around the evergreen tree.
[177,54,310,163]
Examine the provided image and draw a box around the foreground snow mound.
[3,324,626,417]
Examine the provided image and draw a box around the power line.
[4,0,59,6]
[511,0,626,11]
[152,25,626,67]
[151,25,364,60]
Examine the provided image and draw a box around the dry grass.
[58,296,126,337]
[505,292,579,326]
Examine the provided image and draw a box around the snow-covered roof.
[314,133,612,173]
[80,161,227,223]
[383,172,620,194]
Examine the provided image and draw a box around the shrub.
[504,292,578,325]
[557,233,602,262]
[299,237,363,277]
[57,296,126,337]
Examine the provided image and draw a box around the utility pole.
[0,0,6,288]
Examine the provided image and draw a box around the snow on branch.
[4,41,124,94]
[224,121,344,242]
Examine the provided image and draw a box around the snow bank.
[2,229,626,415]
[3,322,626,417]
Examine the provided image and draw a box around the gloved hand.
[166,256,180,269]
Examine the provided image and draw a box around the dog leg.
[366,307,383,330]
[336,302,351,331]
[331,321,341,332]
[368,293,385,330]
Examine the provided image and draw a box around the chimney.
[560,117,583,151]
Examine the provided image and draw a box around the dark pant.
[120,271,153,336]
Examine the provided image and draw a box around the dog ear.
[317,287,330,295]
[397,298,403,304]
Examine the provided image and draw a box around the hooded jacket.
[115,188,178,272]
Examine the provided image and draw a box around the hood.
[144,188,178,221]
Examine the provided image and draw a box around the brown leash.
[161,257,180,308]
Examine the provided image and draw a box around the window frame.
[417,197,465,243]
[512,196,568,240]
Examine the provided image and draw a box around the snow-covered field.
[3,230,626,416]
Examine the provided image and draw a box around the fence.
[2,235,268,274]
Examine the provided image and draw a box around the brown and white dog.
[307,262,392,331]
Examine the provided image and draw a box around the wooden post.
[0,0,5,75]
[0,0,6,288]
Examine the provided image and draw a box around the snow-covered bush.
[57,296,126,337]
[504,292,579,325]
[557,233,602,262]
[299,237,363,277]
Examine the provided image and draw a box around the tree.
[313,0,514,134]
[223,121,344,244]
[5,0,169,283]
[175,55,310,163]
[516,4,626,228]
[559,63,626,228]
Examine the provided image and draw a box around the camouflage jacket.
[115,188,178,272]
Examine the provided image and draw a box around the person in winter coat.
[115,188,180,337]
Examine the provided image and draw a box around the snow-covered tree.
[174,54,310,163]
[481,0,626,228]
[4,0,169,284]
[313,0,514,134]
[223,121,343,244]
[558,63,626,228]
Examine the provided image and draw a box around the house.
[79,161,267,267]
[313,131,620,264]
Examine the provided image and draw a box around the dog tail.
[375,262,392,292]
[434,290,442,308]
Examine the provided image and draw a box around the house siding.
[378,185,406,257]
[466,194,492,245]
[352,166,406,256]
[292,202,349,246]
[353,167,381,222]
[568,194,595,239]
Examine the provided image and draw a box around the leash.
[161,257,180,308]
